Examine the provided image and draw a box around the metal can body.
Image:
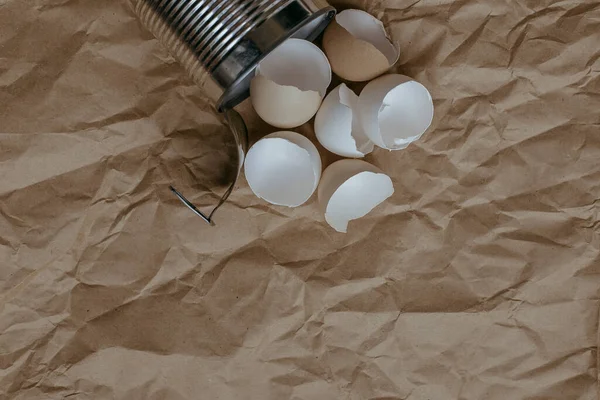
[131,0,334,109]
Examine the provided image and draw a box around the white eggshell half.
[270,130,322,192]
[245,131,322,207]
[336,9,399,65]
[250,39,332,129]
[358,74,434,150]
[257,38,331,95]
[318,160,394,233]
[251,75,323,129]
[314,83,374,158]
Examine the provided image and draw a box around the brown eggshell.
[322,20,392,82]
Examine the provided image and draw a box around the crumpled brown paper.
[1,0,599,399]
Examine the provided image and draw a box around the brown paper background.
[1,0,599,399]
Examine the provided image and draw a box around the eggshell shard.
[250,39,332,128]
[336,9,398,64]
[314,83,374,158]
[251,75,323,129]
[271,131,322,192]
[322,9,399,82]
[358,74,434,150]
[245,131,322,207]
[318,160,394,233]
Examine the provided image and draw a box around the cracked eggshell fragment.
[358,74,434,150]
[250,38,332,129]
[244,131,322,207]
[314,83,374,158]
[323,9,399,82]
[318,160,394,233]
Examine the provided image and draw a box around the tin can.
[130,0,335,223]
[131,0,335,109]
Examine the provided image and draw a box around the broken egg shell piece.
[314,83,374,158]
[323,9,399,82]
[318,159,394,233]
[336,9,398,65]
[358,74,434,150]
[250,38,332,129]
[256,38,331,96]
[250,75,323,129]
[269,130,322,192]
[244,131,322,207]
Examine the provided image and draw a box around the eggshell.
[318,160,394,233]
[358,74,434,150]
[322,9,399,82]
[251,75,323,129]
[271,131,322,192]
[314,83,374,158]
[245,131,322,207]
[250,39,332,128]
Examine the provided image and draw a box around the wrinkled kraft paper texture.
[1,0,600,399]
